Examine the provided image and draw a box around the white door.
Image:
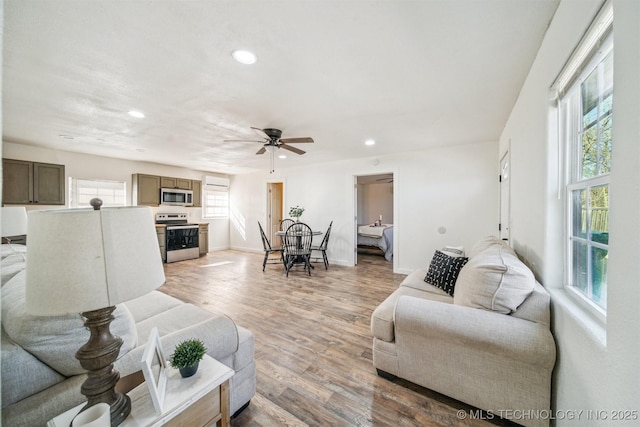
[499,151,510,241]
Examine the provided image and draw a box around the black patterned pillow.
[424,250,469,296]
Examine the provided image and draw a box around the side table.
[48,355,234,427]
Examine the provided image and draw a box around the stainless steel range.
[155,213,199,263]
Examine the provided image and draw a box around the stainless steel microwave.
[160,188,194,206]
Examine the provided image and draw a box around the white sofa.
[1,244,256,426]
[371,237,556,427]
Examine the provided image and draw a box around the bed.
[357,224,393,261]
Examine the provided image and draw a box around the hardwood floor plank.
[160,250,516,427]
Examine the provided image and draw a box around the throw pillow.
[454,243,535,314]
[424,250,469,296]
[2,271,137,376]
[441,245,465,258]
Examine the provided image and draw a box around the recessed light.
[232,49,257,65]
[365,139,376,146]
[128,110,145,118]
[278,154,287,159]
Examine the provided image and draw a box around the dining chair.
[279,218,295,231]
[311,220,332,270]
[278,218,295,245]
[283,222,313,276]
[258,221,284,271]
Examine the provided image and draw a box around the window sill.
[548,287,607,348]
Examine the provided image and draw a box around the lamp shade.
[25,206,165,315]
[1,206,28,237]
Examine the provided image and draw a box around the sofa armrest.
[394,295,556,368]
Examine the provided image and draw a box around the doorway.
[354,173,394,265]
[267,182,283,244]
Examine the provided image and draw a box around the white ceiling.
[3,0,559,175]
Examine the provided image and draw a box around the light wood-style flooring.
[160,250,515,427]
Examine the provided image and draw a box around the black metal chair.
[258,221,284,271]
[283,222,313,276]
[311,221,332,269]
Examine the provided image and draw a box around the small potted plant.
[289,205,304,222]
[169,338,207,378]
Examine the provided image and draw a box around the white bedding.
[357,224,392,238]
[357,225,393,261]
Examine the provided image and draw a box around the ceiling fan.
[225,127,314,155]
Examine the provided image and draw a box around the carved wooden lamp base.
[76,306,131,426]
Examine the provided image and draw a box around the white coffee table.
[48,355,234,427]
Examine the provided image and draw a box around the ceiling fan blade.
[280,144,306,155]
[251,127,270,139]
[279,137,314,144]
[256,147,266,155]
[224,139,265,143]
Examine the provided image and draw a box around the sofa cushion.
[400,269,451,296]
[1,244,27,286]
[424,250,468,296]
[115,304,240,376]
[454,243,534,314]
[1,328,65,408]
[372,279,452,342]
[2,271,137,376]
[124,290,182,323]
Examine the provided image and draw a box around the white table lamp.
[25,199,165,426]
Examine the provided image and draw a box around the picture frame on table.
[141,327,167,415]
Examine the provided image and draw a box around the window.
[69,178,126,208]
[557,17,612,314]
[203,189,229,218]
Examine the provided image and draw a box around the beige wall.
[357,182,393,225]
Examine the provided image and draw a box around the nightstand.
[48,355,234,427]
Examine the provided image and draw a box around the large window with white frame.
[68,178,127,208]
[557,14,612,315]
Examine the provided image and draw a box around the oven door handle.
[166,225,199,231]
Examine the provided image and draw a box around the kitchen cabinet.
[132,174,161,206]
[199,223,208,256]
[2,159,65,205]
[192,180,202,207]
[161,177,192,190]
[133,174,202,207]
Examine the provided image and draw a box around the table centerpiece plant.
[289,205,304,222]
[169,338,207,378]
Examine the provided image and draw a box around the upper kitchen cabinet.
[192,179,202,207]
[2,159,65,205]
[132,174,161,206]
[133,173,202,207]
[160,177,191,190]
